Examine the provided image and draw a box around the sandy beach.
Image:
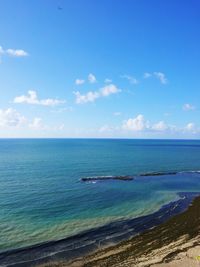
[40,195,200,267]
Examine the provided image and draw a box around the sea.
[1,139,200,265]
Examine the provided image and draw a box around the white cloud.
[50,107,73,113]
[152,121,168,131]
[14,90,38,104]
[88,73,97,83]
[40,98,65,106]
[0,107,65,137]
[0,108,26,127]
[74,91,99,104]
[6,49,28,57]
[74,84,121,104]
[153,72,167,84]
[143,72,152,79]
[99,125,113,133]
[123,114,148,131]
[123,115,172,133]
[0,45,28,58]
[27,117,65,131]
[58,124,65,130]
[121,74,139,84]
[100,84,120,96]
[13,90,66,106]
[113,112,121,116]
[0,46,4,54]
[185,122,197,133]
[122,115,200,136]
[75,79,85,85]
[183,103,195,111]
[104,78,112,83]
[143,72,168,84]
[29,117,44,130]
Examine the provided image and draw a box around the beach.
[39,195,200,267]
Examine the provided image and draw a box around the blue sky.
[0,0,200,138]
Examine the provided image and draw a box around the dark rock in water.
[140,171,177,176]
[81,175,134,182]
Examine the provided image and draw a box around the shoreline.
[0,192,199,267]
[40,194,200,267]
[69,195,200,267]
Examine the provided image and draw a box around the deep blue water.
[1,139,200,252]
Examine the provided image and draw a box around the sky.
[0,0,200,138]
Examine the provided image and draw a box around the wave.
[0,192,199,267]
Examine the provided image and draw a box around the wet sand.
[39,195,200,267]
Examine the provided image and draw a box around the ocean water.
[1,139,200,253]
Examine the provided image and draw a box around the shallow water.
[1,139,200,251]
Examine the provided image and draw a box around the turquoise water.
[1,139,200,251]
